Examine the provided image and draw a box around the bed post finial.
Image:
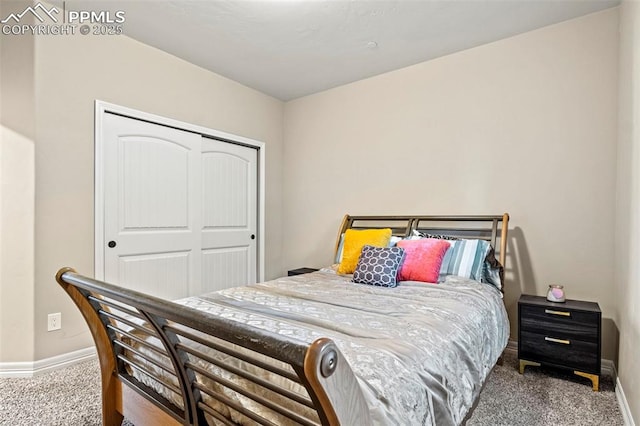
[320,348,338,378]
[334,215,351,262]
[56,267,77,285]
[499,214,509,268]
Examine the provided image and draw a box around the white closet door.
[102,113,257,299]
[201,138,257,293]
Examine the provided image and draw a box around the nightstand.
[518,294,601,391]
[287,267,319,276]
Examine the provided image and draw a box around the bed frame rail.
[56,268,371,426]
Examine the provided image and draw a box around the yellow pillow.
[337,228,392,274]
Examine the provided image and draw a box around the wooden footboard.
[56,268,371,426]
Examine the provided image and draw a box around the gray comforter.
[176,269,509,426]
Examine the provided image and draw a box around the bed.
[56,213,510,426]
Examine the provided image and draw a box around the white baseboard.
[617,377,637,426]
[0,346,96,378]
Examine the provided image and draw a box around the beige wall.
[0,0,36,363]
[616,1,640,422]
[0,128,36,363]
[26,32,284,360]
[284,9,620,357]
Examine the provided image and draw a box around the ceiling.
[68,0,619,101]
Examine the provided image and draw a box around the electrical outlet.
[47,313,61,331]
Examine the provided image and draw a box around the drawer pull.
[545,337,570,345]
[545,309,571,317]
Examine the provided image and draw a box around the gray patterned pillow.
[352,245,405,288]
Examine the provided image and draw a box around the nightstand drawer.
[519,330,599,373]
[519,305,598,343]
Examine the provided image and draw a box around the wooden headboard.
[336,213,510,267]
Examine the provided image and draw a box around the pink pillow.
[397,238,451,283]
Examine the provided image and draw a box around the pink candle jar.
[546,285,565,303]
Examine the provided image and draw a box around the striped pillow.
[439,239,491,282]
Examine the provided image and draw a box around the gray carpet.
[0,351,623,425]
[467,352,623,426]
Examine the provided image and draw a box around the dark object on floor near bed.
[288,267,320,276]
